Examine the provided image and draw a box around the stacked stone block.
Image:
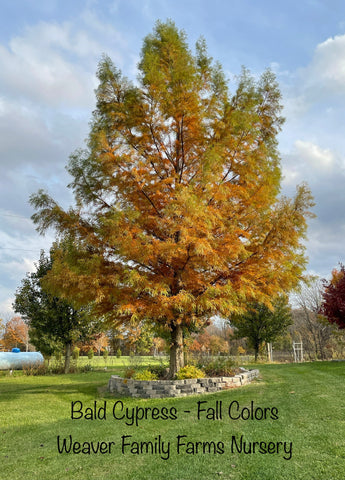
[108,369,259,398]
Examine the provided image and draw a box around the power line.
[0,247,44,253]
[0,213,32,220]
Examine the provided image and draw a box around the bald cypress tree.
[31,21,313,376]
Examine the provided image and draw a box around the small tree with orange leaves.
[78,332,109,356]
[30,21,313,377]
[2,316,29,351]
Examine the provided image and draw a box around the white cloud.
[0,296,15,317]
[282,139,338,188]
[0,96,90,173]
[294,140,335,170]
[279,33,345,142]
[311,34,345,91]
[0,98,60,167]
[282,140,345,238]
[282,167,300,187]
[4,257,36,282]
[0,225,53,257]
[0,21,98,108]
[299,33,345,100]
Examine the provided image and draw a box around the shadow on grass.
[0,370,119,401]
[2,363,345,480]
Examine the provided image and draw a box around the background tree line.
[3,268,345,367]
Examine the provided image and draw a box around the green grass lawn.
[0,361,344,480]
[75,354,169,369]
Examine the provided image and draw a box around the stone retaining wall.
[108,368,259,398]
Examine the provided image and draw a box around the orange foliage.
[189,339,202,352]
[237,346,246,355]
[188,331,229,355]
[152,337,167,354]
[31,22,314,374]
[2,316,29,351]
[78,333,108,354]
[208,335,229,355]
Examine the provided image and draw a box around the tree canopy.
[294,276,335,359]
[13,250,100,373]
[30,20,314,376]
[321,265,345,330]
[1,316,29,352]
[230,295,292,361]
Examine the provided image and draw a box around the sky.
[1,0,345,316]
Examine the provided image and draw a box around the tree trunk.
[254,340,260,362]
[64,342,72,374]
[169,324,184,378]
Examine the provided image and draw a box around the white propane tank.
[0,350,44,370]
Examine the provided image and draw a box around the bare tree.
[293,277,335,359]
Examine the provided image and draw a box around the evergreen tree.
[13,250,100,373]
[230,295,292,361]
